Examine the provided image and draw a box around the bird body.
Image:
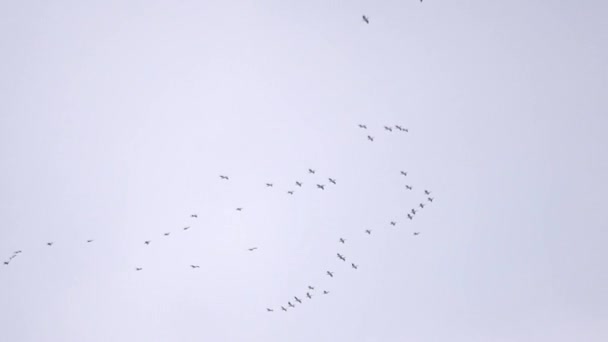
[362,15,369,24]
[337,253,346,261]
[351,263,358,270]
[327,271,334,277]
[339,238,346,244]
[365,229,372,235]
[367,135,374,141]
[329,178,337,184]
[295,181,302,187]
[317,184,325,190]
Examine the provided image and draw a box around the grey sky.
[1,1,607,341]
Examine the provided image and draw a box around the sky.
[1,1,607,341]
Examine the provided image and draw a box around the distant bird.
[281,306,288,312]
[365,229,372,235]
[362,15,369,24]
[135,268,142,271]
[390,221,396,226]
[266,308,273,312]
[145,240,151,245]
[266,183,273,187]
[400,171,407,176]
[236,207,243,211]
[164,232,170,236]
[396,125,408,132]
[367,135,374,142]
[295,181,303,187]
[294,296,302,304]
[248,247,258,252]
[3,261,8,265]
[419,203,425,209]
[327,271,334,277]
[287,190,294,195]
[414,232,420,236]
[329,178,337,185]
[190,265,200,269]
[358,124,367,129]
[337,253,346,261]
[308,169,316,174]
[14,251,22,254]
[411,209,417,215]
[351,263,358,270]
[316,184,325,190]
[47,242,53,246]
[191,214,198,218]
[288,302,295,308]
[183,226,190,230]
[407,214,413,220]
[219,175,229,180]
[384,126,393,132]
[339,238,346,244]
[323,290,330,295]
[425,190,431,195]
[306,292,312,299]
[308,286,315,290]
[86,239,94,243]
[405,185,413,190]
[428,197,434,202]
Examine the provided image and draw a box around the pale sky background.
[1,1,607,341]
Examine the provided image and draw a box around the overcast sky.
[1,1,607,341]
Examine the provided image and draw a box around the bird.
[362,15,369,24]
[329,178,337,185]
[400,171,407,176]
[135,268,142,271]
[419,203,425,209]
[316,184,325,190]
[3,261,8,265]
[405,185,413,190]
[327,271,334,277]
[339,238,346,244]
[351,263,358,270]
[308,169,316,174]
[407,214,413,220]
[295,297,302,304]
[358,124,367,129]
[308,285,315,290]
[396,125,404,131]
[266,183,273,187]
[425,190,431,195]
[384,126,393,132]
[306,292,312,299]
[295,181,303,187]
[411,209,417,215]
[164,232,170,236]
[287,190,294,195]
[365,229,372,235]
[323,290,330,295]
[236,207,243,211]
[190,265,200,269]
[390,221,396,226]
[219,175,229,180]
[144,240,151,245]
[337,253,346,261]
[183,226,190,230]
[266,308,273,312]
[288,302,295,308]
[281,306,288,312]
[248,247,258,252]
[413,232,420,236]
[191,214,198,218]
[428,197,434,202]
[367,135,374,142]
[47,242,53,246]
[14,251,22,254]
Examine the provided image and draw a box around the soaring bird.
[396,125,404,131]
[183,226,190,230]
[428,197,434,202]
[327,271,334,277]
[288,302,295,308]
[248,247,258,252]
[411,209,417,215]
[405,185,413,190]
[390,221,396,226]
[47,242,53,246]
[407,214,413,220]
[191,214,198,218]
[339,238,346,244]
[219,175,229,180]
[425,190,431,195]
[419,203,425,209]
[400,171,407,176]
[287,190,294,195]
[308,169,316,174]
[135,268,142,271]
[365,229,372,235]
[414,232,420,236]
[358,124,367,129]
[266,308,273,312]
[236,207,243,211]
[329,178,337,185]
[87,239,94,243]
[362,15,369,24]
[164,232,170,236]
[323,290,330,295]
[190,265,200,269]
[367,135,374,142]
[14,251,22,254]
[351,263,358,270]
[295,181,303,187]
[384,126,393,132]
[316,184,325,190]
[281,306,288,312]
[306,292,312,299]
[145,240,151,245]
[337,253,346,261]
[294,297,302,304]
[3,261,8,265]
[308,285,315,290]
[266,183,273,187]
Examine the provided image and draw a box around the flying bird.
[407,214,413,220]
[316,184,325,190]
[414,232,420,236]
[281,306,288,312]
[329,178,337,185]
[358,124,367,129]
[367,135,374,142]
[219,175,229,180]
[145,240,151,245]
[3,261,8,265]
[266,308,273,312]
[47,242,53,246]
[337,253,346,261]
[190,265,200,269]
[425,190,431,195]
[164,232,170,236]
[327,271,334,277]
[339,238,346,244]
[351,263,358,270]
[191,214,198,218]
[362,15,369,24]
[287,190,294,195]
[295,297,302,304]
[248,247,258,252]
[295,181,302,187]
[288,302,295,308]
[135,268,142,271]
[384,126,393,132]
[306,292,312,299]
[365,229,372,235]
[183,226,190,230]
[428,197,434,202]
[323,290,330,295]
[236,207,243,211]
[411,209,417,215]
[266,183,273,187]
[419,203,425,209]
[390,221,396,226]
[308,169,316,174]
[405,185,413,190]
[400,171,407,176]
[308,286,315,290]
[14,251,22,254]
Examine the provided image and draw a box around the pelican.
[428,197,434,202]
[183,226,190,230]
[425,190,431,195]
[87,239,94,243]
[164,232,170,236]
[308,285,315,290]
[281,306,287,312]
[323,290,330,295]
[135,267,142,271]
[236,207,243,211]
[190,265,200,269]
[47,242,53,246]
[419,203,425,209]
[384,126,393,132]
[288,302,295,308]
[407,214,413,220]
[414,232,420,236]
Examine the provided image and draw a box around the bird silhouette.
[191,214,198,218]
[145,240,151,245]
[164,232,170,236]
[414,232,420,236]
[288,302,295,308]
[339,238,346,244]
[306,292,312,299]
[367,135,374,142]
[219,175,229,180]
[384,126,393,132]
[351,263,358,270]
[47,242,53,246]
[308,169,316,174]
[362,15,369,24]
[428,197,434,202]
[405,185,413,190]
[295,296,302,304]
[365,229,372,235]
[316,184,325,190]
[419,203,425,209]
[281,306,288,312]
[135,268,142,271]
[183,226,190,230]
[3,261,9,265]
[425,190,431,195]
[390,221,396,226]
[248,247,258,252]
[266,183,273,187]
[287,191,294,195]
[407,214,413,220]
[411,209,417,215]
[308,285,315,290]
[295,181,303,187]
[14,251,22,254]
[190,265,200,269]
[266,308,273,312]
[358,124,367,129]
[236,208,243,211]
[323,290,330,295]
[329,178,337,185]
[327,271,334,277]
[86,239,94,243]
[337,253,346,261]
[400,171,407,176]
